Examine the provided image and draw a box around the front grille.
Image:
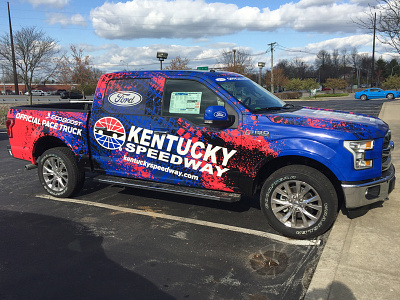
[382,130,393,172]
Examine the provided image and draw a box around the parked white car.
[24,90,45,96]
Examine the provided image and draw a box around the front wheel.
[260,165,338,239]
[387,93,394,99]
[360,94,368,101]
[38,147,85,197]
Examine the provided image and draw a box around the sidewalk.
[305,101,400,299]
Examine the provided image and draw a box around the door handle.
[154,130,168,135]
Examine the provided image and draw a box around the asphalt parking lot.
[0,97,394,299]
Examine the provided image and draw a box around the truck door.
[88,76,164,178]
[370,88,384,99]
[151,78,241,193]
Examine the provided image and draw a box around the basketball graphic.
[94,117,126,150]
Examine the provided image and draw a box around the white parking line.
[36,194,321,246]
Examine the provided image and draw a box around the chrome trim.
[7,145,13,157]
[342,165,396,209]
[382,131,394,172]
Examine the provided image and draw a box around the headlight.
[343,140,374,170]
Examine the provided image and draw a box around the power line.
[275,44,318,55]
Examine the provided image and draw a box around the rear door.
[88,75,164,179]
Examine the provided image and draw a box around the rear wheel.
[260,165,338,239]
[387,93,394,99]
[38,147,85,197]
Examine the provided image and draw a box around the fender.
[272,138,346,180]
[32,132,89,165]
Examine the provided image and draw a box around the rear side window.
[103,78,150,115]
[162,79,225,125]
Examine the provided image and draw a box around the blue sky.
[0,0,395,72]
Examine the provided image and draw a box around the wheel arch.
[33,136,70,163]
[254,155,344,210]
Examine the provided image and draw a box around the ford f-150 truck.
[6,70,396,239]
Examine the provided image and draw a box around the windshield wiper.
[253,103,296,112]
[283,103,295,108]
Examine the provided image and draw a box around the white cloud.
[46,13,88,27]
[296,0,337,9]
[350,0,373,6]
[304,34,373,52]
[89,43,234,72]
[87,34,379,73]
[89,0,369,40]
[24,0,69,8]
[275,34,380,65]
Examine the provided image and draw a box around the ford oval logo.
[108,91,142,106]
[214,111,227,118]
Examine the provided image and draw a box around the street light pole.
[258,62,265,86]
[157,52,168,70]
[8,2,18,95]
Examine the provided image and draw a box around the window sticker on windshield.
[215,77,249,82]
[170,92,202,114]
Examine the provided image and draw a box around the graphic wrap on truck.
[90,114,282,193]
[89,71,282,193]
[7,109,89,163]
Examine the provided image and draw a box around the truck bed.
[7,102,91,164]
[11,101,92,112]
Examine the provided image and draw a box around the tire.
[386,93,394,99]
[260,165,338,239]
[38,147,85,198]
[360,94,368,101]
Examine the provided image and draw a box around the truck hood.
[265,107,388,139]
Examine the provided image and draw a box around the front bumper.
[342,164,396,209]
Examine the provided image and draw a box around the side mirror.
[204,106,235,128]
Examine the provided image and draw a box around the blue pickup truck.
[6,70,396,239]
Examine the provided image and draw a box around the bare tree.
[218,49,253,76]
[57,45,97,98]
[0,26,58,104]
[276,57,315,80]
[165,56,190,70]
[265,68,289,92]
[357,0,400,54]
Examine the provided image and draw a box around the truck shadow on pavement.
[341,200,385,219]
[0,210,174,300]
[305,280,356,300]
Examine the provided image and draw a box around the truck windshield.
[216,78,287,112]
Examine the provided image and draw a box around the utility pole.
[268,42,276,92]
[371,12,376,87]
[233,49,236,72]
[8,2,19,95]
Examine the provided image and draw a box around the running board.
[93,175,242,203]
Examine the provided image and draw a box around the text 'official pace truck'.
[6,71,396,239]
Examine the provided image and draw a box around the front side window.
[215,77,286,112]
[162,79,225,125]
